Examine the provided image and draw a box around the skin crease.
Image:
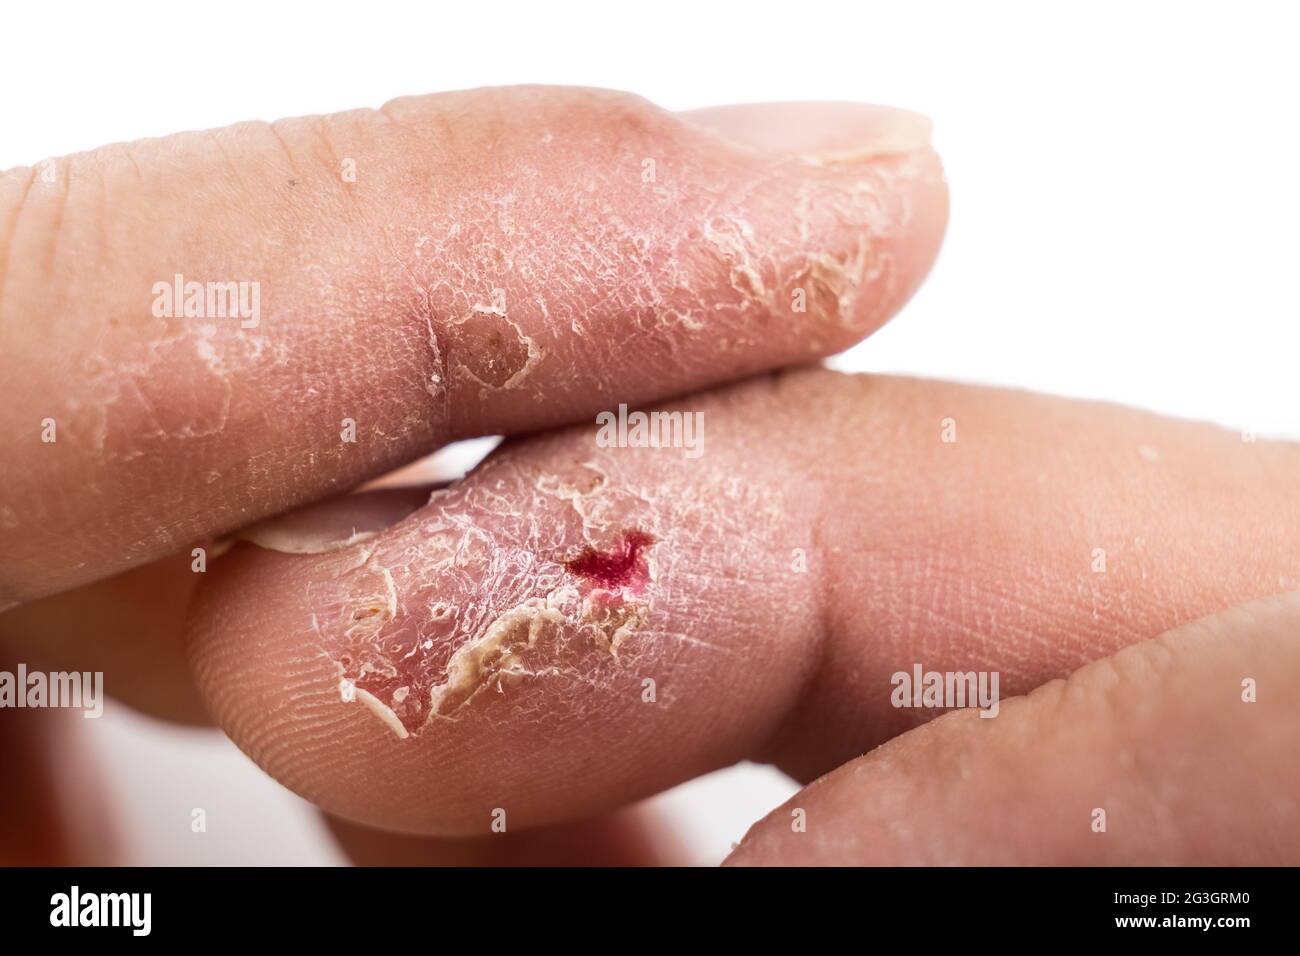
[726,591,1300,865]
[187,368,1300,836]
[0,87,947,605]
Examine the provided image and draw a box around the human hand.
[2,86,1296,867]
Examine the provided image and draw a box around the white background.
[3,0,1297,864]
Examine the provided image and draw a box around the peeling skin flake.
[312,454,660,738]
[339,678,410,740]
[580,597,649,659]
[425,597,569,715]
[332,568,652,736]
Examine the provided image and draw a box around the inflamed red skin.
[564,530,656,593]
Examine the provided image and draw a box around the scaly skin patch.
[308,452,661,736]
[425,591,571,716]
[299,430,792,740]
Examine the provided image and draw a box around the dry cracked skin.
[201,403,804,747]
[0,87,945,607]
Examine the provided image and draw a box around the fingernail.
[679,101,932,164]
[224,439,501,555]
[231,487,433,555]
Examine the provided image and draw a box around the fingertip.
[680,100,949,341]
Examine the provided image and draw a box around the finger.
[187,369,1300,834]
[726,591,1300,865]
[0,486,433,724]
[326,805,686,866]
[0,87,947,605]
